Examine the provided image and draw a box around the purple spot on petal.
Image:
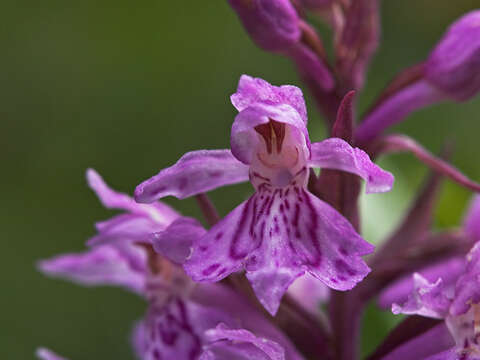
[247,255,257,267]
[335,258,356,276]
[209,171,223,178]
[202,263,220,276]
[178,178,188,191]
[150,185,166,196]
[259,196,270,215]
[215,232,223,240]
[153,349,162,360]
[288,240,295,252]
[339,247,348,256]
[199,245,208,252]
[292,203,300,227]
[159,324,178,345]
[259,221,266,241]
[302,190,322,266]
[265,191,277,216]
[330,277,338,283]
[250,197,258,235]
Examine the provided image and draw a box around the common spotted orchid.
[38,170,303,360]
[135,75,394,315]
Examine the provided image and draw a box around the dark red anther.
[254,120,286,153]
[255,122,273,153]
[271,120,286,152]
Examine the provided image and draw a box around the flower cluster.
[37,3,480,360]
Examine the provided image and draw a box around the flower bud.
[228,0,301,52]
[228,0,335,91]
[425,10,480,101]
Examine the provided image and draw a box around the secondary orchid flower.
[135,75,393,315]
[389,241,480,360]
[38,170,302,360]
[378,195,480,310]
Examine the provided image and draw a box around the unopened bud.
[425,10,480,101]
[228,0,301,52]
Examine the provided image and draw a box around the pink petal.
[378,257,465,310]
[134,150,249,203]
[87,168,178,225]
[309,137,394,193]
[88,213,162,247]
[152,217,206,265]
[202,323,285,360]
[291,190,374,291]
[37,244,146,295]
[231,75,308,124]
[392,274,450,319]
[184,197,257,283]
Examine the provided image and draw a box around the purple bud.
[425,10,480,101]
[228,0,334,90]
[228,0,301,52]
[356,11,480,144]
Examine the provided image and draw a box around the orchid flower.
[135,75,394,314]
[38,170,303,360]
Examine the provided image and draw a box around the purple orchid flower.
[38,169,180,296]
[378,195,480,310]
[135,75,394,315]
[38,170,303,360]
[387,241,480,360]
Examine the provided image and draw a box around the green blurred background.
[2,1,479,358]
